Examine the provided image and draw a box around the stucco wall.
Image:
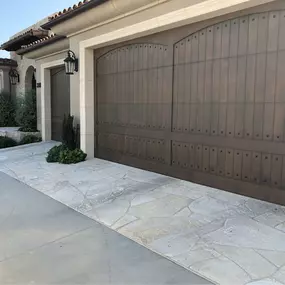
[10,52,36,95]
[9,17,49,96]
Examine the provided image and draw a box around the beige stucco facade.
[10,53,35,95]
[14,0,282,156]
[8,18,50,96]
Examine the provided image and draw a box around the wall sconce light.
[9,68,20,85]
[64,50,78,75]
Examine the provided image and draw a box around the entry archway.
[25,65,36,93]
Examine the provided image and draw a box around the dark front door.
[95,8,285,205]
[32,73,36,92]
[51,67,70,142]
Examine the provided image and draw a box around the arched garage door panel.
[96,9,285,205]
[97,44,172,130]
[96,44,172,164]
[173,10,285,192]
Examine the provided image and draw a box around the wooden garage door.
[96,10,285,205]
[51,67,70,141]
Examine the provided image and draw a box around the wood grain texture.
[96,9,285,205]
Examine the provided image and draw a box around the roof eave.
[17,35,66,55]
[1,30,49,51]
[41,0,108,29]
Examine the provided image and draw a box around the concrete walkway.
[1,142,285,285]
[0,172,210,284]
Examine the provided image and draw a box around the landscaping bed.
[0,91,86,162]
[0,134,41,149]
[46,115,86,164]
[0,90,41,149]
[0,127,41,143]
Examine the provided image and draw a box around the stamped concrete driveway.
[1,142,285,285]
[0,172,210,284]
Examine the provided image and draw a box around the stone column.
[41,68,51,141]
[80,47,94,158]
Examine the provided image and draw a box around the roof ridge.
[49,0,92,21]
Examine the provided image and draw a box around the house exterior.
[2,0,285,205]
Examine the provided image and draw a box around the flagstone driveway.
[1,142,285,285]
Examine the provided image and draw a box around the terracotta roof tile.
[42,0,107,29]
[21,33,56,48]
[49,0,92,20]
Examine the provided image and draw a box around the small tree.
[0,92,16,127]
[62,114,76,150]
[16,90,37,132]
[74,124,80,149]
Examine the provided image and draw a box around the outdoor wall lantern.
[9,68,20,85]
[64,50,78,75]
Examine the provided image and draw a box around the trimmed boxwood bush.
[46,144,68,163]
[0,137,17,149]
[19,135,42,145]
[46,144,86,164]
[58,148,87,164]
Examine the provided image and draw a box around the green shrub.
[47,116,84,164]
[62,114,76,150]
[18,127,37,132]
[16,91,37,132]
[46,144,86,164]
[0,137,17,149]
[58,148,87,164]
[0,92,16,127]
[19,135,42,145]
[46,144,68,163]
